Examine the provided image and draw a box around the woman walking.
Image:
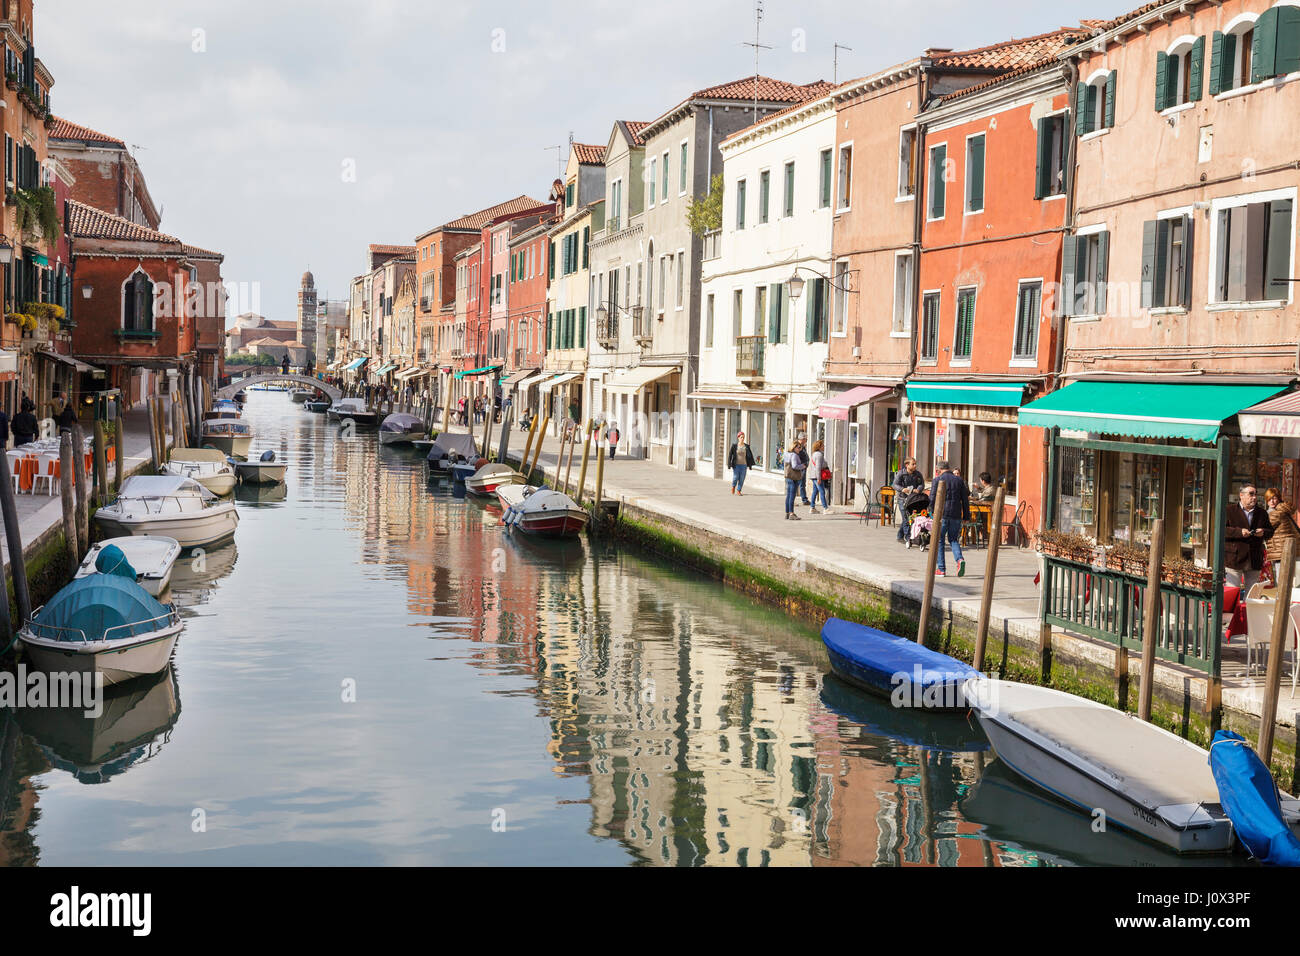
[1266,487,1299,563]
[727,430,756,495]
[607,422,620,459]
[809,440,831,514]
[783,440,806,520]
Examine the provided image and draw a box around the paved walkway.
[444,417,1289,726]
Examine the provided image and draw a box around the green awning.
[905,381,1029,408]
[1018,382,1287,442]
[454,365,501,380]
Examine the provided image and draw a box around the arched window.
[1247,3,1300,84]
[1077,69,1116,134]
[122,269,154,333]
[1156,36,1204,111]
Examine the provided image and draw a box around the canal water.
[0,392,1238,866]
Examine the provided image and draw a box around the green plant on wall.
[12,186,61,247]
[685,174,723,236]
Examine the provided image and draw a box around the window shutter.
[548,241,555,280]
[768,284,779,343]
[578,306,586,347]
[1209,32,1224,96]
[1179,215,1195,308]
[1060,234,1077,317]
[1189,35,1205,101]
[582,227,589,269]
[805,282,816,343]
[1155,51,1170,111]
[1153,219,1170,308]
[1140,220,1158,308]
[1034,118,1051,199]
[546,312,552,350]
[1075,83,1089,136]
[930,145,946,218]
[1105,71,1117,128]
[1254,7,1279,83]
[1096,230,1110,315]
[968,136,984,211]
[1277,6,1300,75]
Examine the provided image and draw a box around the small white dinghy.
[229,450,287,485]
[970,680,1300,854]
[76,536,181,597]
[464,462,525,497]
[95,475,239,549]
[160,447,236,496]
[496,485,588,537]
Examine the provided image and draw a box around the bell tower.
[297,269,318,354]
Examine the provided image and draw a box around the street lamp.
[0,241,12,265]
[81,284,93,299]
[786,269,806,301]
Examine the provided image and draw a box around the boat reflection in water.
[166,541,239,611]
[235,482,288,505]
[818,675,989,754]
[15,666,181,785]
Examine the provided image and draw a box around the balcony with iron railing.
[631,306,652,346]
[595,311,618,350]
[736,335,766,380]
[702,229,721,262]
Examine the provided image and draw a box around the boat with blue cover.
[1209,730,1300,866]
[19,546,183,685]
[820,618,981,711]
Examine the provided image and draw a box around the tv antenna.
[741,0,772,124]
[544,144,562,180]
[834,43,853,84]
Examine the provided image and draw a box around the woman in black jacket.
[727,431,756,495]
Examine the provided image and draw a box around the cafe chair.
[1243,595,1300,681]
[875,486,894,528]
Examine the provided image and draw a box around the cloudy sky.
[43,0,1127,326]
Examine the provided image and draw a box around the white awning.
[603,365,677,395]
[395,366,427,381]
[538,372,581,395]
[515,371,551,391]
[688,389,782,404]
[500,367,538,387]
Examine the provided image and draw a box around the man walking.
[1225,484,1273,591]
[932,461,970,577]
[892,458,924,543]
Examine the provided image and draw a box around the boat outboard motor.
[260,450,276,462]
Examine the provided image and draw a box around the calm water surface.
[0,392,1235,866]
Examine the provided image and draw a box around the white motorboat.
[327,398,378,426]
[291,389,314,404]
[229,450,287,485]
[160,447,237,496]
[304,399,331,413]
[19,559,183,686]
[465,462,525,497]
[379,412,426,445]
[496,485,588,537]
[95,475,239,549]
[200,419,253,457]
[969,680,1300,855]
[76,536,181,597]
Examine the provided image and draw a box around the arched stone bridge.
[216,373,342,401]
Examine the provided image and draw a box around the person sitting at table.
[974,471,997,501]
[11,406,38,447]
[1225,484,1273,592]
[1265,487,1299,563]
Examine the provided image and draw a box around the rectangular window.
[676,251,684,308]
[819,148,832,208]
[700,407,714,461]
[1156,38,1204,110]
[767,282,789,344]
[582,226,589,269]
[898,127,917,197]
[733,289,743,340]
[1213,198,1293,303]
[662,151,669,203]
[783,161,795,217]
[623,265,631,308]
[610,179,622,228]
[893,253,913,334]
[1034,115,1067,199]
[759,170,770,224]
[679,142,688,194]
[837,144,853,210]
[754,285,767,338]
[648,158,657,207]
[1141,214,1195,309]
[658,256,667,312]
[565,182,574,207]
[1063,230,1110,316]
[928,143,947,219]
[804,277,828,344]
[833,261,849,334]
[953,288,976,360]
[736,179,747,229]
[705,293,715,348]
[1014,281,1042,360]
[965,134,985,213]
[921,292,940,361]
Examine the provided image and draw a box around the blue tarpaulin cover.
[820,617,980,710]
[33,574,168,643]
[94,544,137,581]
[1209,730,1300,866]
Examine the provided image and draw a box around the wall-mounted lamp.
[81,284,92,299]
[0,241,12,265]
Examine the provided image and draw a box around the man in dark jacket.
[796,438,811,505]
[56,400,77,431]
[11,406,38,447]
[892,458,924,543]
[932,460,971,577]
[1225,484,1273,591]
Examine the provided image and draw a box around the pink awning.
[817,385,893,420]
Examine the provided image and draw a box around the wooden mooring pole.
[592,440,606,531]
[528,414,549,484]
[112,414,125,492]
[973,486,1006,673]
[146,396,161,472]
[1136,519,1165,719]
[70,422,89,558]
[93,422,107,506]
[520,414,539,473]
[575,420,593,504]
[59,432,79,576]
[1259,537,1297,766]
[0,451,31,623]
[562,424,578,496]
[916,480,945,645]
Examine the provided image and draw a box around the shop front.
[602,365,678,462]
[816,384,898,510]
[1019,381,1287,699]
[689,388,783,484]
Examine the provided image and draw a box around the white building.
[695,89,838,491]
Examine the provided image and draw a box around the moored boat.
[200,419,253,457]
[379,412,426,445]
[496,485,588,537]
[425,433,480,475]
[291,389,314,404]
[465,462,525,496]
[19,553,183,686]
[76,536,181,597]
[304,399,331,413]
[327,398,378,426]
[970,679,1300,854]
[160,447,237,496]
[229,450,287,485]
[820,617,981,711]
[95,475,239,549]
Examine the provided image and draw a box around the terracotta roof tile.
[722,79,842,144]
[934,29,1091,103]
[368,243,416,256]
[67,200,179,243]
[571,143,605,165]
[47,117,125,148]
[691,75,833,103]
[442,195,549,231]
[622,121,650,146]
[931,28,1090,72]
[182,243,223,259]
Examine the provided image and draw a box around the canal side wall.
[506,446,1299,786]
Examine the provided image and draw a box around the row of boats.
[821,617,1300,864]
[16,388,286,688]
